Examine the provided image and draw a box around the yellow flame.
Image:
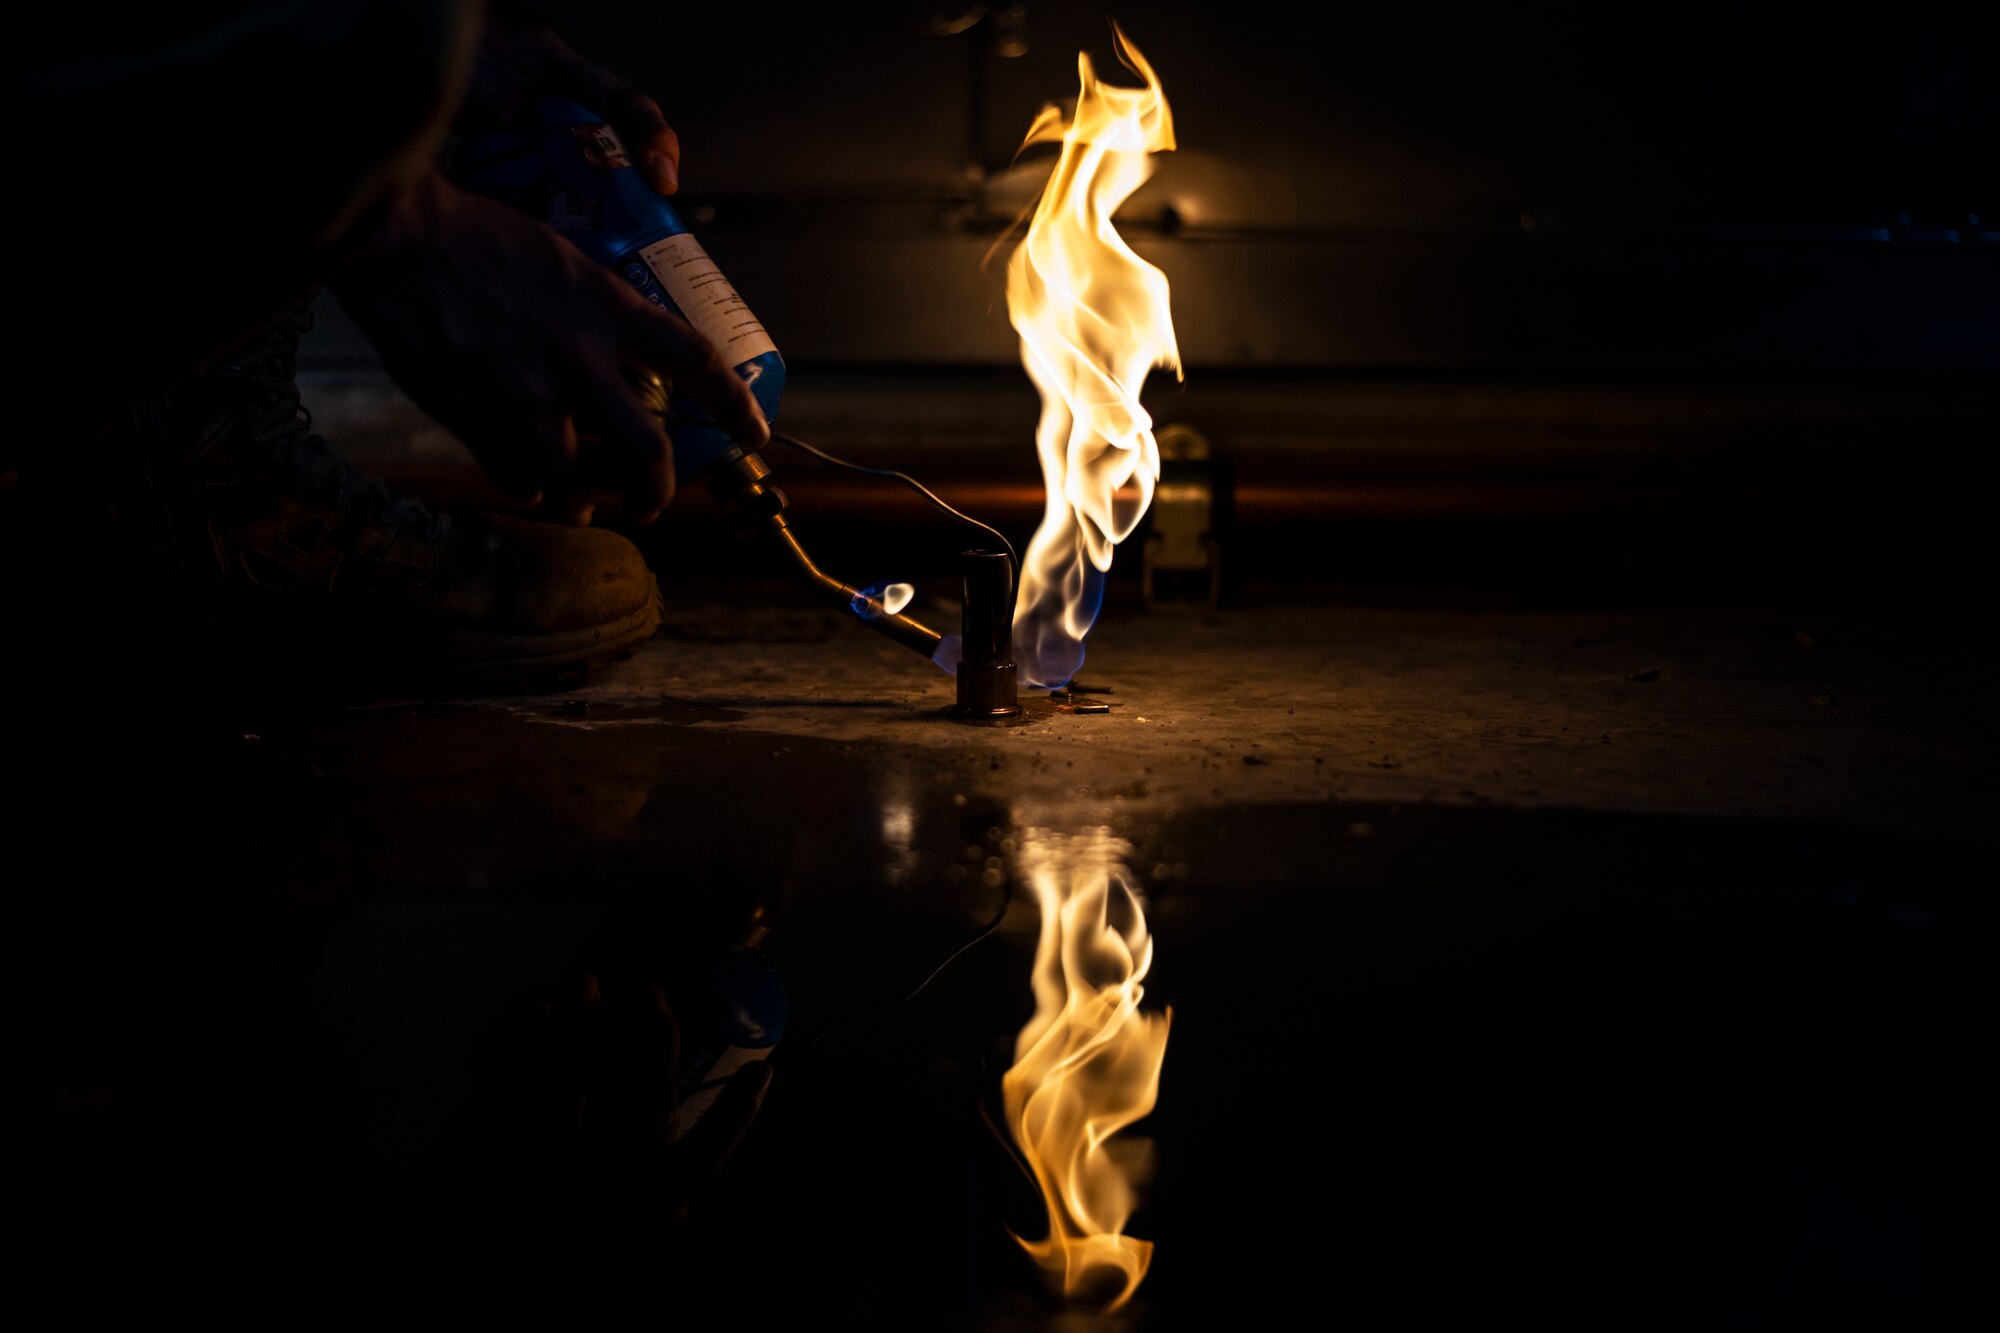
[1004,828,1171,1310]
[1007,24,1181,688]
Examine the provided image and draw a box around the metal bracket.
[1142,423,1223,610]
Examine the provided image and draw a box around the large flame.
[1004,829,1171,1310]
[1007,25,1181,687]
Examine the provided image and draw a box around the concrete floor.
[512,599,1990,839]
[19,598,1998,1326]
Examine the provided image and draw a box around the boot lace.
[220,306,451,546]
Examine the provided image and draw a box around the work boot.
[85,299,663,694]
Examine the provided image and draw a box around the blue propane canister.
[454,96,785,481]
[673,946,788,1141]
[572,885,789,1142]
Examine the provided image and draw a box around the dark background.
[306,0,2000,608]
[564,0,1998,371]
[15,2,1998,1328]
[313,5,1999,1324]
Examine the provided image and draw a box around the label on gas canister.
[570,122,632,171]
[637,233,779,365]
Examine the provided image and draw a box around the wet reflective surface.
[16,602,1997,1326]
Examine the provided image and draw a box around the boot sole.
[410,579,664,689]
[124,581,664,702]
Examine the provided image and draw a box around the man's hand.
[331,169,767,524]
[462,11,683,197]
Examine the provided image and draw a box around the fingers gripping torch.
[456,99,1019,720]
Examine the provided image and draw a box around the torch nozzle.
[706,449,943,661]
[766,518,944,658]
